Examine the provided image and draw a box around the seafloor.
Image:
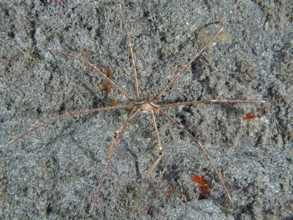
[1,0,292,219]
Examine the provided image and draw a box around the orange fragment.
[191,175,210,195]
[243,112,257,120]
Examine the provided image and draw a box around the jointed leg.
[119,4,140,99]
[6,105,132,147]
[158,109,233,203]
[90,108,139,212]
[160,99,266,109]
[143,110,164,179]
[48,48,132,101]
[156,28,223,102]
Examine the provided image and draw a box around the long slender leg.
[90,108,139,212]
[48,48,132,101]
[119,4,140,99]
[143,111,164,179]
[160,99,266,108]
[158,109,233,203]
[156,28,223,102]
[6,105,132,147]
[151,110,163,155]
